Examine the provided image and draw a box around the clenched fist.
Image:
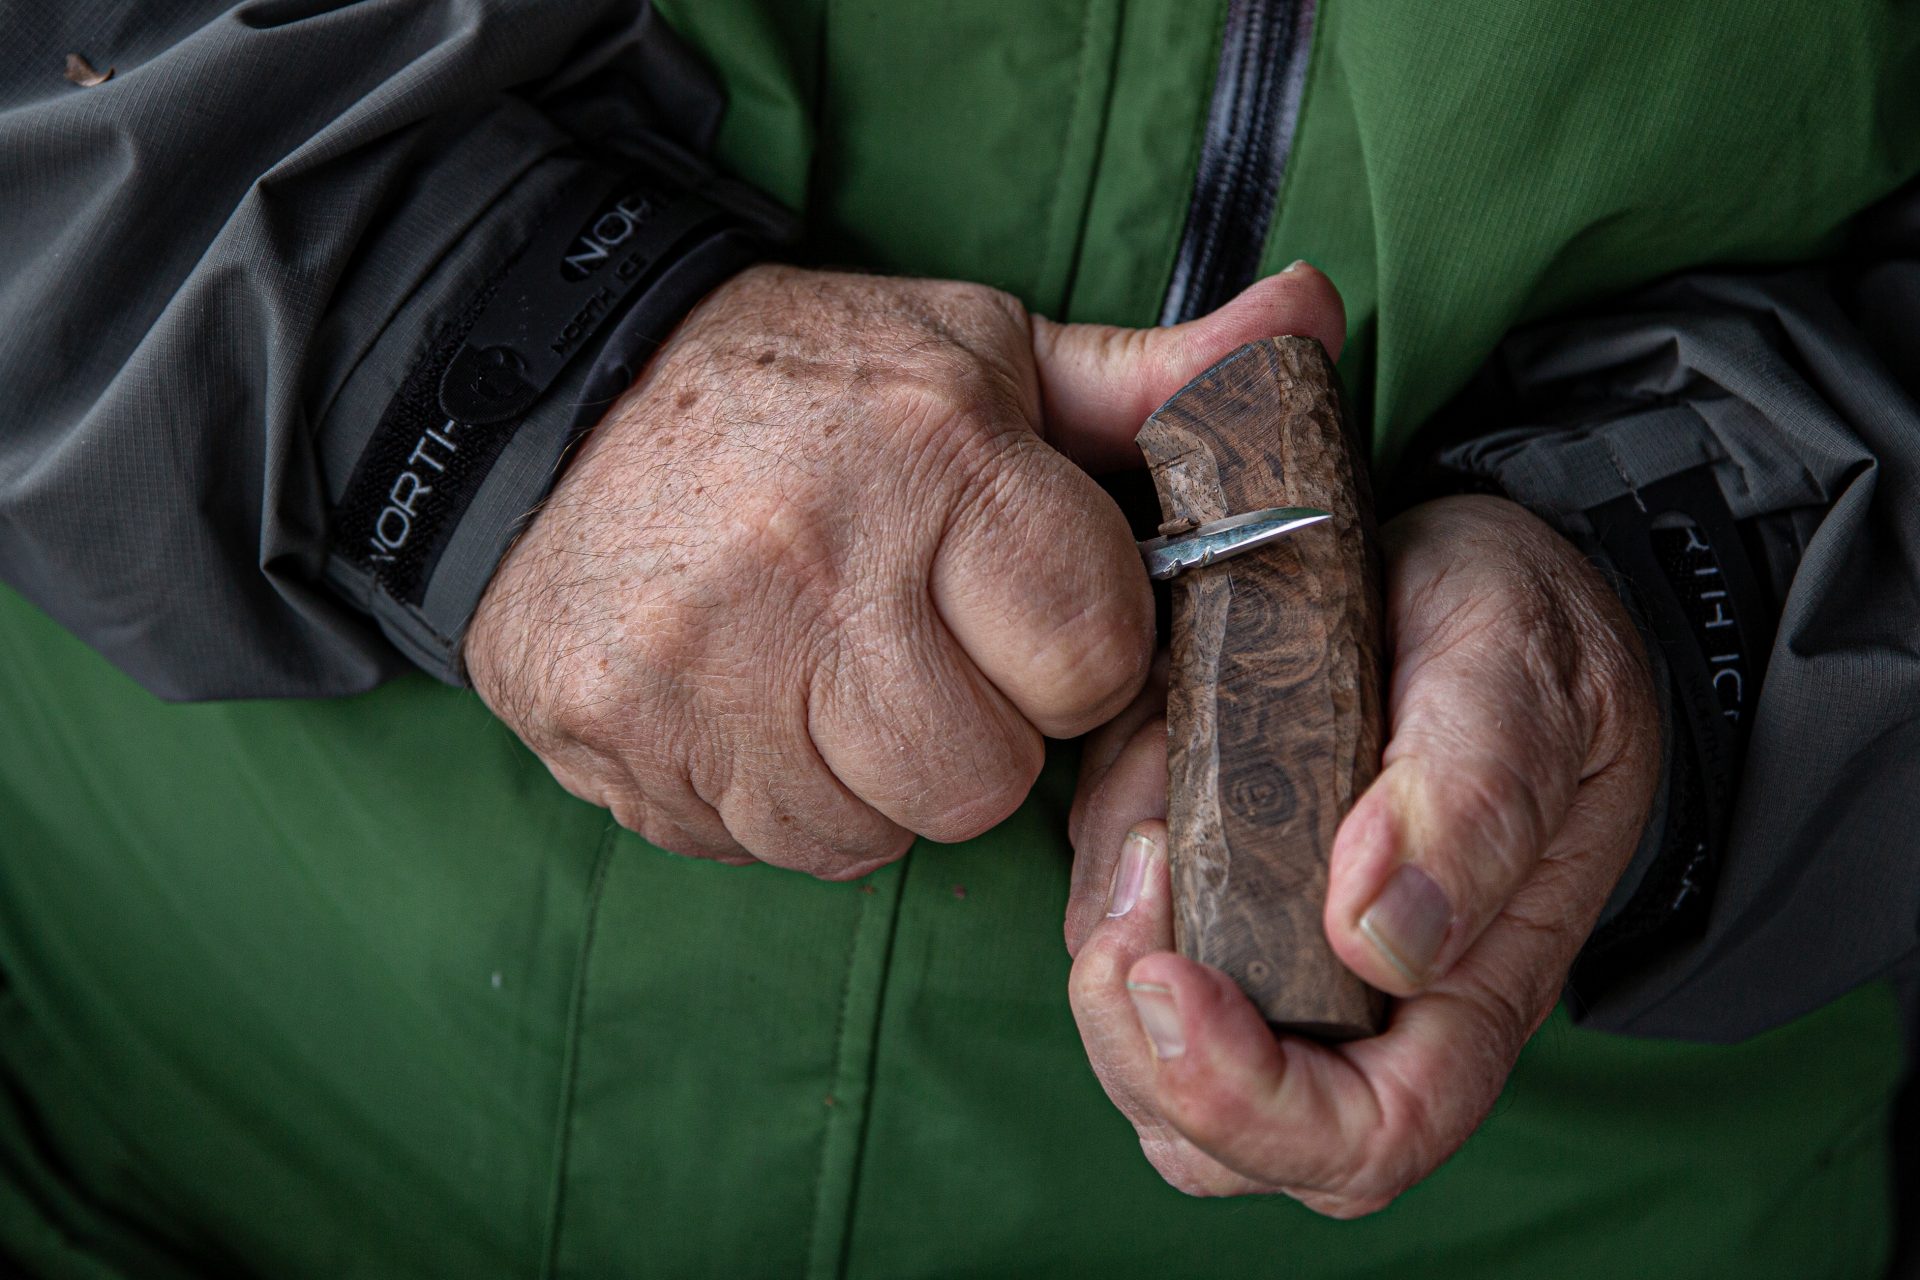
[465,263,1346,877]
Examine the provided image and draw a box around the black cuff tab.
[1589,465,1772,785]
[1573,464,1774,990]
[439,174,736,425]
[332,160,770,636]
[333,282,511,610]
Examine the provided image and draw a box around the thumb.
[1030,262,1347,473]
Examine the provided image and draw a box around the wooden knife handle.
[1136,337,1387,1040]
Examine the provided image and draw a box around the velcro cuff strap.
[328,161,776,684]
[438,175,736,424]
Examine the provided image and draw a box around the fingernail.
[1282,259,1310,274]
[1106,827,1158,918]
[1357,863,1453,985]
[1127,981,1186,1058]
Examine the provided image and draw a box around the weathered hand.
[465,263,1345,877]
[1065,495,1660,1214]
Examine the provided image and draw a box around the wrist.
[321,152,794,686]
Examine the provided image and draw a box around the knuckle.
[939,469,1153,731]
[1438,754,1550,885]
[833,817,919,872]
[1023,589,1154,729]
[1149,1158,1223,1200]
[1309,1189,1401,1220]
[607,799,647,836]
[1460,937,1564,1044]
[1083,322,1152,375]
[1359,995,1521,1201]
[547,688,612,745]
[1578,614,1659,765]
[916,787,1021,844]
[611,797,684,855]
[1485,519,1653,760]
[554,681,679,774]
[915,277,1026,329]
[751,813,915,880]
[896,362,1022,451]
[1067,936,1129,1010]
[1159,1079,1264,1164]
[1511,594,1595,731]
[914,735,1043,842]
[1321,1161,1421,1222]
[722,490,844,594]
[936,436,1040,548]
[1374,1078,1448,1175]
[633,590,710,663]
[917,279,1033,357]
[541,631,698,752]
[814,851,903,882]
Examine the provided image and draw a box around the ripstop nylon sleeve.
[1424,177,1920,1041]
[0,1,783,698]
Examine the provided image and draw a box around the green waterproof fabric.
[0,585,1904,1278]
[7,0,1920,1275]
[680,0,1920,462]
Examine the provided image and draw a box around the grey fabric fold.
[1438,185,1920,1040]
[0,1,732,697]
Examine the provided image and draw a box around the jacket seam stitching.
[1038,0,1121,319]
[820,856,912,1279]
[537,824,620,1280]
[801,886,871,1278]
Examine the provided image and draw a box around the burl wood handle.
[1137,337,1387,1040]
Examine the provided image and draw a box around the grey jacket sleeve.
[1422,178,1920,1041]
[0,2,788,698]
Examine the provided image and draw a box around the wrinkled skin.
[467,259,1658,1214]
[465,262,1346,877]
[1065,494,1660,1216]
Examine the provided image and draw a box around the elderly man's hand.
[464,263,1345,877]
[1064,495,1660,1215]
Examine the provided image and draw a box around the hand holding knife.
[1134,336,1387,1039]
[1068,295,1659,1213]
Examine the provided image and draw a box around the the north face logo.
[561,193,656,282]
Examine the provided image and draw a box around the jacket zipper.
[1160,0,1319,326]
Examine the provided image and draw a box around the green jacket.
[669,0,1920,452]
[2,2,1918,1276]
